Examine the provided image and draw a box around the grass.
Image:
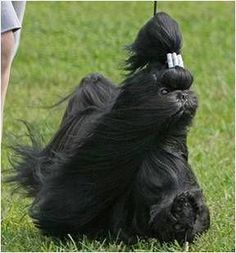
[1,2,235,252]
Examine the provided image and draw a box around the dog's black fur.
[9,12,210,244]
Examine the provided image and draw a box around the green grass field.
[1,2,235,252]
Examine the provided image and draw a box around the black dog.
[10,12,210,244]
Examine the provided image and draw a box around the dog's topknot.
[158,66,193,90]
[126,12,182,73]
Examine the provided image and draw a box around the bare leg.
[1,31,15,136]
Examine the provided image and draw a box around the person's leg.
[1,31,14,116]
[1,1,26,137]
[1,1,26,111]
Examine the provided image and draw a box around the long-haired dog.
[9,12,210,244]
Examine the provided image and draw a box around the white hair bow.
[167,53,184,68]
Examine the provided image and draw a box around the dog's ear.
[125,12,182,73]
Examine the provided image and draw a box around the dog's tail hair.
[7,73,118,197]
[126,12,182,73]
[7,122,47,196]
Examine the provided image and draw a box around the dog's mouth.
[163,95,197,131]
[182,96,198,115]
[173,94,198,119]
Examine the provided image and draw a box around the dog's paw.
[171,191,198,220]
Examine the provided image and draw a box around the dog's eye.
[160,88,169,95]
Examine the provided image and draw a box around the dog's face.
[156,85,198,130]
[153,66,198,129]
[118,67,198,131]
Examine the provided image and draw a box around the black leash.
[153,1,158,16]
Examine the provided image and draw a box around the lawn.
[1,1,235,252]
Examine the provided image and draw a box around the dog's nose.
[178,92,188,101]
[181,93,188,100]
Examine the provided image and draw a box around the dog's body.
[10,12,210,244]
